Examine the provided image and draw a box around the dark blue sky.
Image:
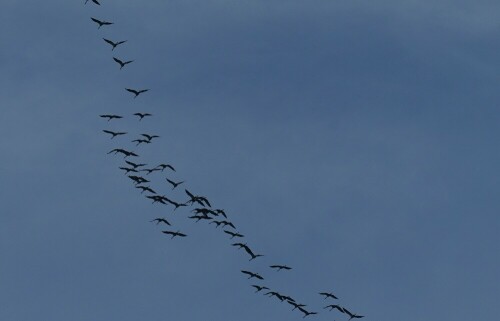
[1,1,499,320]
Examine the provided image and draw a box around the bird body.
[103,38,127,51]
[133,112,152,120]
[113,57,134,69]
[100,114,122,121]
[241,270,264,280]
[102,129,127,139]
[125,88,149,98]
[91,17,113,29]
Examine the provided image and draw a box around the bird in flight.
[132,139,151,146]
[288,301,307,311]
[166,178,184,190]
[243,246,264,261]
[241,270,264,280]
[133,112,152,121]
[102,130,127,139]
[91,17,113,29]
[113,57,134,70]
[119,167,138,174]
[156,163,175,172]
[125,88,149,98]
[150,218,171,226]
[223,230,244,239]
[343,308,364,320]
[103,38,127,51]
[125,160,146,169]
[162,230,187,239]
[251,285,269,293]
[107,148,138,158]
[185,189,211,207]
[141,134,160,142]
[99,114,122,121]
[85,0,100,5]
[297,307,318,318]
[324,304,345,313]
[135,185,156,194]
[319,292,339,300]
[269,264,292,272]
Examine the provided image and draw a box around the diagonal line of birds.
[86,1,364,320]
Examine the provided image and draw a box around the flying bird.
[342,308,364,320]
[297,307,318,318]
[150,218,171,226]
[133,112,152,120]
[288,301,307,311]
[162,230,187,239]
[243,246,264,261]
[319,292,339,300]
[119,167,138,174]
[135,185,156,194]
[166,178,184,189]
[125,160,146,168]
[265,291,285,301]
[241,270,264,280]
[324,304,345,313]
[141,134,160,141]
[103,38,127,51]
[251,285,269,293]
[91,17,113,29]
[185,189,211,207]
[132,139,151,146]
[85,0,100,5]
[223,230,244,239]
[107,148,138,158]
[155,163,174,171]
[269,264,292,271]
[102,130,127,139]
[100,114,122,121]
[125,88,149,98]
[140,168,161,175]
[113,57,134,69]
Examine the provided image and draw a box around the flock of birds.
[86,1,364,320]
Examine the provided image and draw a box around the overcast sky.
[1,1,499,321]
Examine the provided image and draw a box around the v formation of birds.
[87,1,364,320]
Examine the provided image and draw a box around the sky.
[1,0,499,320]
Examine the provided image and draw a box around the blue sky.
[1,1,499,320]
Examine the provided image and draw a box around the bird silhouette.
[166,199,188,211]
[265,291,285,301]
[297,307,318,318]
[185,189,211,207]
[119,167,138,174]
[288,301,307,311]
[135,185,156,194]
[125,88,149,98]
[102,130,127,139]
[108,148,138,158]
[141,168,161,175]
[85,0,100,5]
[269,264,292,272]
[241,270,264,280]
[125,160,146,168]
[319,292,339,300]
[213,209,227,218]
[223,230,244,239]
[342,308,364,320]
[132,139,151,146]
[243,246,264,261]
[141,134,160,141]
[156,163,175,172]
[166,178,184,190]
[251,285,269,293]
[133,112,152,120]
[100,114,122,121]
[150,218,171,226]
[324,304,345,313]
[103,38,127,51]
[129,175,149,185]
[113,57,134,69]
[162,230,187,239]
[91,17,113,29]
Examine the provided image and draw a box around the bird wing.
[113,57,123,65]
[91,17,101,24]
